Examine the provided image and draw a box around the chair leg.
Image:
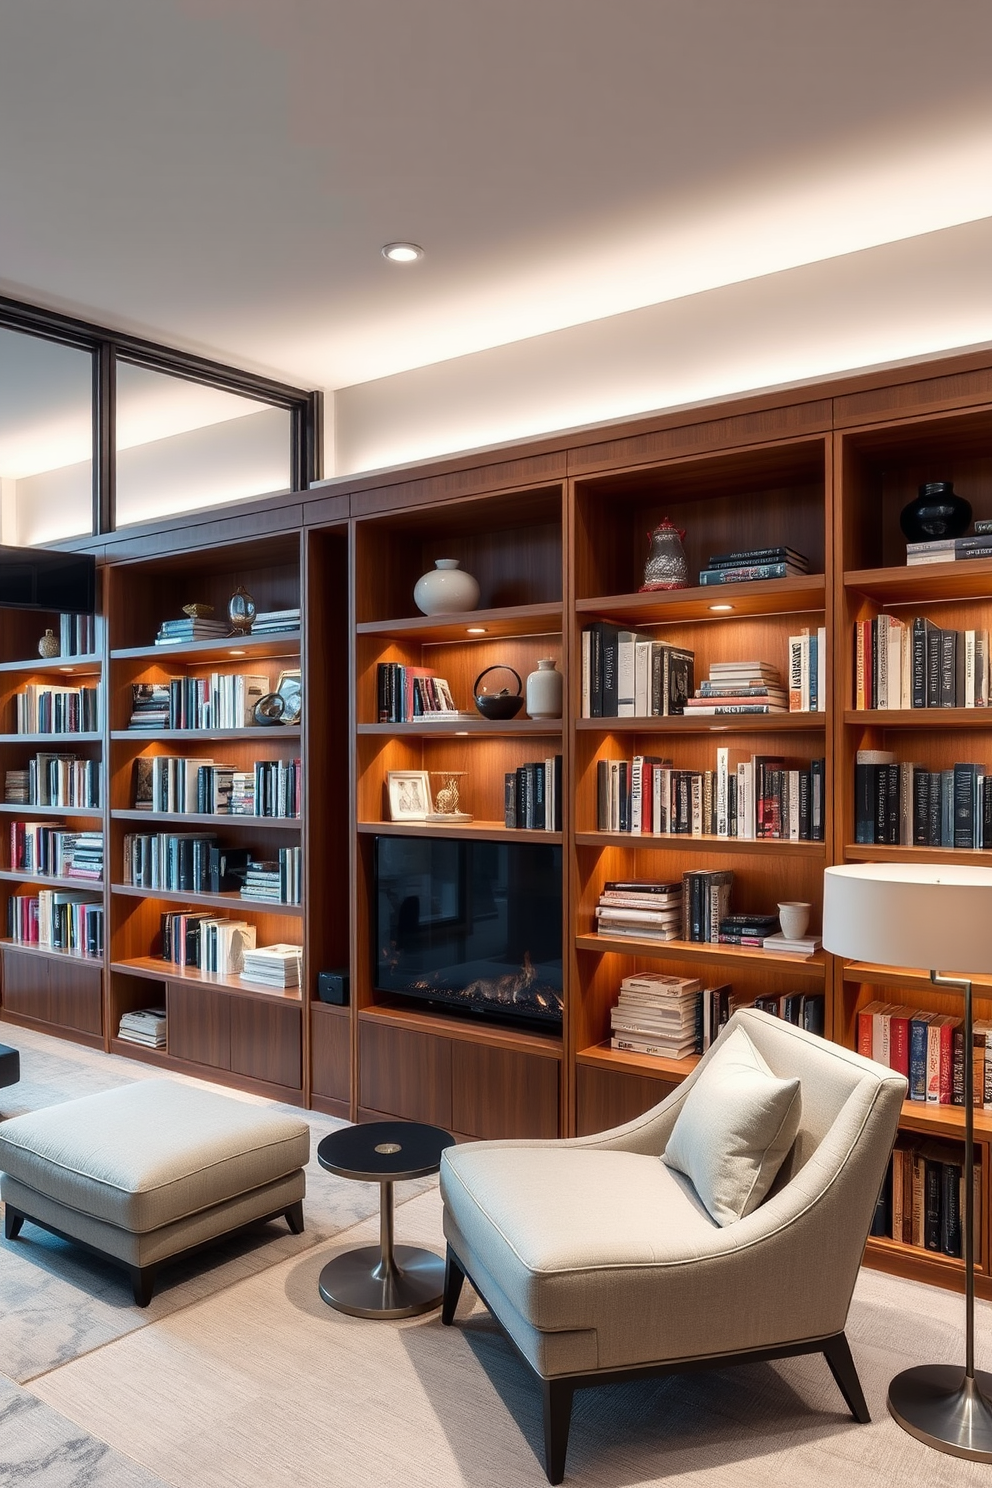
[823,1332,870,1423]
[4,1206,24,1240]
[441,1245,465,1325]
[285,1201,305,1235]
[541,1378,574,1485]
[128,1264,157,1308]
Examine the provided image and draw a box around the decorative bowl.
[474,664,524,720]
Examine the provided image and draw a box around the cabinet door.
[1,950,51,1024]
[359,1021,452,1127]
[168,982,231,1069]
[48,959,103,1036]
[311,1006,350,1102]
[451,1042,560,1139]
[576,1065,676,1137]
[231,999,302,1090]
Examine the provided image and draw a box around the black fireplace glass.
[373,835,563,1029]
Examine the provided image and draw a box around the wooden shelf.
[576,714,825,734]
[359,1000,562,1057]
[357,602,562,643]
[111,727,300,742]
[576,1040,699,1081]
[109,1038,172,1066]
[845,842,992,868]
[898,1099,992,1141]
[845,560,992,605]
[575,575,826,626]
[865,1236,972,1275]
[575,830,825,855]
[844,709,992,728]
[0,655,101,674]
[111,883,304,915]
[0,870,103,889]
[0,938,103,966]
[359,719,562,737]
[111,956,303,1003]
[111,809,301,829]
[359,819,562,844]
[842,961,992,992]
[0,802,102,818]
[111,631,301,663]
[576,932,827,976]
[0,732,101,744]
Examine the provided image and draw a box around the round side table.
[316,1120,455,1319]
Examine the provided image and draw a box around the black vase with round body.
[900,481,972,542]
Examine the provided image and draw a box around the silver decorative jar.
[38,628,60,658]
[526,658,563,719]
[640,519,689,591]
[413,559,480,616]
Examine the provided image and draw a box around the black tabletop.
[317,1120,456,1182]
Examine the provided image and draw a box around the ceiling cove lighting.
[381,243,424,263]
[708,603,734,612]
[466,626,487,634]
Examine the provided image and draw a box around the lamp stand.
[887,973,992,1460]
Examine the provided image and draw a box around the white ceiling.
[1,0,991,396]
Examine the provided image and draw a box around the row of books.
[160,910,256,971]
[698,545,811,586]
[855,753,992,848]
[7,889,104,956]
[608,971,825,1060]
[9,824,103,881]
[4,753,100,808]
[580,623,693,718]
[129,675,270,731]
[117,1008,166,1048]
[595,750,825,841]
[239,848,301,904]
[503,757,562,831]
[123,834,244,894]
[376,663,459,722]
[686,660,788,716]
[55,612,96,657]
[854,616,989,710]
[856,1000,992,1106]
[133,756,301,817]
[871,1137,977,1260]
[15,684,99,734]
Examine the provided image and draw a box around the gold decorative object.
[427,770,472,823]
[182,603,214,619]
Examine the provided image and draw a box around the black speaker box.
[318,968,350,1005]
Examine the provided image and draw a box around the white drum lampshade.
[822,861,992,975]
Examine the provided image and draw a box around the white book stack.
[118,1008,167,1047]
[685,660,787,716]
[762,932,822,958]
[595,880,682,942]
[240,943,303,989]
[610,972,703,1058]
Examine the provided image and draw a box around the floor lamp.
[823,861,992,1462]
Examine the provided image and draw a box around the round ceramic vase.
[526,658,563,719]
[413,559,480,616]
[38,629,60,658]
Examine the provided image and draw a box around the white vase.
[413,559,480,616]
[526,658,563,719]
[777,902,811,939]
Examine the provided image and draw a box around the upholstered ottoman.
[0,1079,309,1305]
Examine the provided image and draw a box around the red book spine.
[889,1014,911,1076]
[857,1008,874,1060]
[939,1021,956,1104]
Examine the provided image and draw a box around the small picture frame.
[276,668,302,725]
[387,770,433,822]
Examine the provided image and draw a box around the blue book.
[909,1013,934,1101]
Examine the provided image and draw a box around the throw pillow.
[662,1024,801,1226]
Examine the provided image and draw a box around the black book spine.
[618,761,629,833]
[553,754,563,831]
[727,772,737,837]
[676,771,691,833]
[939,629,958,707]
[533,763,546,830]
[924,1158,942,1252]
[857,764,878,843]
[941,1161,963,1258]
[376,663,389,723]
[953,763,977,848]
[811,757,824,842]
[600,624,620,717]
[596,759,608,832]
[802,994,825,1037]
[911,765,929,845]
[885,763,899,845]
[589,624,604,718]
[504,772,517,829]
[798,768,811,840]
[926,621,942,708]
[927,770,941,846]
[872,766,886,846]
[690,872,703,942]
[984,773,992,850]
[870,1163,892,1238]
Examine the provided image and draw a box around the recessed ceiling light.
[708,603,734,612]
[466,626,487,634]
[382,242,424,263]
[229,649,246,656]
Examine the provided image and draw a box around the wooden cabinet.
[575,1062,677,1137]
[310,1005,350,1107]
[1,946,102,1040]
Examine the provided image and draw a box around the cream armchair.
[439,1007,906,1483]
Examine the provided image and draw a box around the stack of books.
[251,607,301,634]
[240,943,303,989]
[610,972,704,1058]
[129,684,171,729]
[685,660,787,715]
[752,991,825,1035]
[717,911,780,946]
[117,1008,167,1048]
[906,537,992,566]
[4,769,29,804]
[699,546,810,585]
[155,616,229,646]
[762,930,822,958]
[239,847,301,904]
[595,879,682,941]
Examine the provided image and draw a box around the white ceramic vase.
[413,559,480,616]
[777,902,811,939]
[526,657,563,719]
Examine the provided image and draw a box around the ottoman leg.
[4,1206,24,1240]
[128,1264,157,1308]
[285,1200,305,1235]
